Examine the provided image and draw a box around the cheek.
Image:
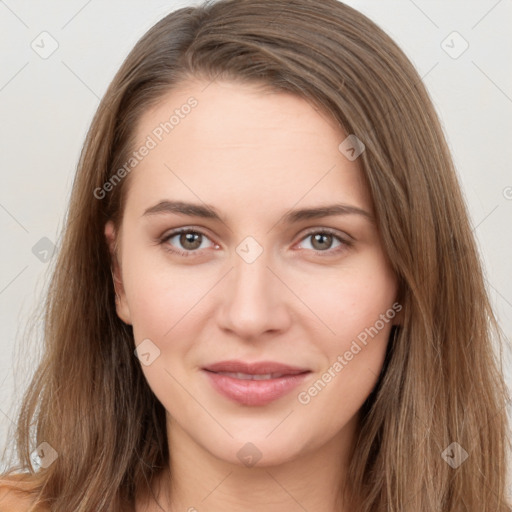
[122,248,211,406]
[293,253,397,414]
[297,252,398,343]
[301,256,396,371]
[126,273,208,347]
[120,234,211,340]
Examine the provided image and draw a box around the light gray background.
[1,0,511,474]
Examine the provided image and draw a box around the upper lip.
[203,360,310,375]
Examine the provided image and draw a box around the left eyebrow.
[142,200,374,224]
[280,203,374,224]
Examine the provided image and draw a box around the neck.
[141,413,360,512]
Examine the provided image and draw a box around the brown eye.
[161,228,216,257]
[296,229,351,256]
[179,231,203,250]
[311,233,334,251]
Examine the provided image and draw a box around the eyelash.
[159,227,352,258]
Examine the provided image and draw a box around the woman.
[1,0,510,510]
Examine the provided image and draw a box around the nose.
[216,248,292,340]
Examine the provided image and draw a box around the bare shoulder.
[0,474,48,512]
[0,487,34,512]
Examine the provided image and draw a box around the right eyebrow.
[142,200,221,220]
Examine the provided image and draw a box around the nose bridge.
[216,238,290,337]
[230,241,275,308]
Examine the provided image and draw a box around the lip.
[203,360,310,375]
[202,360,311,406]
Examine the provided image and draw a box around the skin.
[105,79,400,512]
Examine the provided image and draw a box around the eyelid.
[298,226,354,243]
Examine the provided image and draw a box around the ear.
[105,220,132,325]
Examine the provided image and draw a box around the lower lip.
[203,370,311,406]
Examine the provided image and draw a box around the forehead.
[124,79,372,218]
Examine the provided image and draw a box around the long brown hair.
[1,0,510,510]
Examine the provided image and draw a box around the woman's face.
[106,79,399,467]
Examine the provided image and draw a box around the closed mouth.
[204,370,310,380]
